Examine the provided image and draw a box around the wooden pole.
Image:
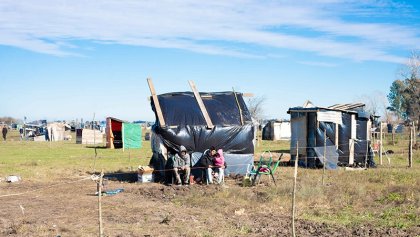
[147,78,166,127]
[98,169,104,237]
[322,130,326,185]
[93,113,96,147]
[232,88,244,125]
[257,122,260,147]
[93,147,98,172]
[291,141,299,237]
[409,124,413,168]
[122,123,125,153]
[379,122,383,166]
[188,80,214,129]
[335,123,339,149]
[392,124,395,145]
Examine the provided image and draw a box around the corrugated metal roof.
[327,103,365,111]
[288,102,365,114]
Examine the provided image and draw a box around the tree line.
[388,51,420,128]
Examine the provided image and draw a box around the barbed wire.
[0,176,92,198]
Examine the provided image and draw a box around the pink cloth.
[214,149,225,167]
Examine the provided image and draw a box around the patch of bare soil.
[0,179,419,237]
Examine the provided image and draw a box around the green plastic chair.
[250,151,283,186]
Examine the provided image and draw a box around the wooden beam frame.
[242,93,254,97]
[147,78,166,127]
[188,80,214,129]
[335,123,339,149]
[232,88,244,125]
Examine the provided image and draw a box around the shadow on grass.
[85,146,108,149]
[269,149,290,154]
[103,171,138,183]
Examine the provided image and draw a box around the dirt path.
[1,179,419,237]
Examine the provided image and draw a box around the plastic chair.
[250,152,283,186]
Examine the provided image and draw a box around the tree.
[388,51,420,128]
[246,96,266,121]
[357,91,387,117]
[387,80,406,120]
[0,117,20,124]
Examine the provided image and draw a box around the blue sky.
[0,0,419,122]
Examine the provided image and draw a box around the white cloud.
[297,61,338,67]
[0,0,419,62]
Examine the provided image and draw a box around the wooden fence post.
[98,169,104,237]
[292,141,299,237]
[379,122,383,165]
[408,124,413,168]
[322,130,326,185]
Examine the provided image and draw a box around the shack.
[148,79,255,176]
[105,117,142,149]
[288,101,375,169]
[262,120,291,140]
[76,128,103,145]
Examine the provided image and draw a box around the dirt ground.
[1,176,419,237]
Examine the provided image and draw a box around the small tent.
[105,117,142,149]
[262,120,291,140]
[288,101,375,169]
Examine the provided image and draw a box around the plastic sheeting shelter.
[149,83,255,176]
[262,120,291,140]
[106,117,142,149]
[288,102,374,169]
[47,122,70,141]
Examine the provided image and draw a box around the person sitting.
[173,145,191,186]
[213,149,225,184]
[200,146,217,184]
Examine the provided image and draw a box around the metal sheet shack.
[287,101,375,169]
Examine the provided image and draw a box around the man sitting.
[173,145,191,186]
[200,146,217,184]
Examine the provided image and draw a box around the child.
[213,149,225,184]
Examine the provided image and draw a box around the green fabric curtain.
[122,123,142,149]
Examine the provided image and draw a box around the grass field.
[0,130,419,236]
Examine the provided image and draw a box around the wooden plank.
[349,114,356,165]
[188,80,214,129]
[335,123,339,149]
[379,122,383,165]
[232,88,244,125]
[349,139,354,165]
[147,78,166,127]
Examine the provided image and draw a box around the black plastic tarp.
[151,92,252,126]
[338,113,351,164]
[153,124,255,154]
[150,91,255,176]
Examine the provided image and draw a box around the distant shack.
[105,117,142,149]
[76,128,103,145]
[262,120,291,140]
